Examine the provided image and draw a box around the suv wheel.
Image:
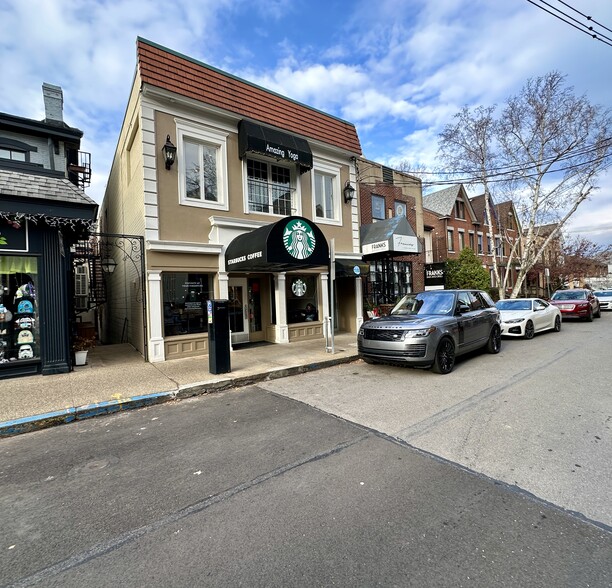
[487,325,502,354]
[431,338,455,374]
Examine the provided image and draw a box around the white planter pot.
[74,350,88,366]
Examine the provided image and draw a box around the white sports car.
[495,297,562,339]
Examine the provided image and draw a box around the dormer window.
[0,138,35,163]
[0,148,26,161]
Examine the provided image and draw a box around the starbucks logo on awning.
[283,219,315,260]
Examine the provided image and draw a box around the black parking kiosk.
[207,299,231,374]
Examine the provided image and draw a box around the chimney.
[42,83,64,124]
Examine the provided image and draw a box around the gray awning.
[360,216,421,258]
[238,119,313,173]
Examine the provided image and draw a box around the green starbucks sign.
[283,219,316,260]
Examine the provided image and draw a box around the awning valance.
[334,258,369,278]
[225,216,329,272]
[238,119,313,173]
[360,215,421,258]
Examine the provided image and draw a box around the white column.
[321,271,330,339]
[355,275,364,330]
[274,273,289,343]
[147,271,165,362]
[218,271,229,299]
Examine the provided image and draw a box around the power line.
[556,0,612,34]
[526,0,612,47]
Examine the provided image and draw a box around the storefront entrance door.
[229,278,249,344]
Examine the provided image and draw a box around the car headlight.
[358,327,364,337]
[504,318,525,324]
[403,326,437,339]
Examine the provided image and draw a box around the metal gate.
[71,233,147,360]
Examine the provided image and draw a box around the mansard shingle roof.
[136,38,362,156]
[0,169,96,206]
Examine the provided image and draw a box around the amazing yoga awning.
[225,216,329,272]
[360,215,421,259]
[238,120,313,173]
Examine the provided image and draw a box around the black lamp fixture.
[343,181,356,203]
[162,134,177,170]
[101,257,117,274]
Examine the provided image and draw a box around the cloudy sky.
[1,0,611,245]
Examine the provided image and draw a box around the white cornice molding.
[146,240,224,254]
[209,215,267,231]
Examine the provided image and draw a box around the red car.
[549,289,601,321]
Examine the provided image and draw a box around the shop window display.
[162,273,212,336]
[0,257,40,364]
[286,275,318,323]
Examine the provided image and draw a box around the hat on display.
[18,345,34,359]
[17,300,34,314]
[17,330,34,344]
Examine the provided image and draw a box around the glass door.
[228,278,249,344]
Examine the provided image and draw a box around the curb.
[0,355,359,438]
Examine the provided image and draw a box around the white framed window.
[447,229,454,252]
[312,160,341,224]
[245,157,296,216]
[458,230,465,250]
[477,232,484,254]
[176,121,228,211]
[75,265,89,311]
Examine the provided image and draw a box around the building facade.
[0,84,97,378]
[100,38,364,363]
[423,185,522,294]
[357,158,425,312]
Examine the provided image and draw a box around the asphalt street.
[1,314,611,587]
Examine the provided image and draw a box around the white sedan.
[495,297,562,339]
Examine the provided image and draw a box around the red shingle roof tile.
[137,38,362,155]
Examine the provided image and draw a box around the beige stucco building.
[100,38,364,362]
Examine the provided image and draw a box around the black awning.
[335,259,369,278]
[360,215,421,259]
[225,216,329,272]
[238,119,313,173]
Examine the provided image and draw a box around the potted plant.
[73,334,96,366]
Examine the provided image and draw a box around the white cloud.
[1,0,611,246]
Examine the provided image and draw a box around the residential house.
[0,84,97,378]
[100,38,363,363]
[422,185,481,288]
[469,193,522,294]
[357,158,424,311]
[422,185,522,294]
[523,223,563,297]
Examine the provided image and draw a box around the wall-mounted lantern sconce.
[101,257,117,274]
[162,135,177,170]
[343,181,356,203]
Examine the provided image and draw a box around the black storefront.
[1,178,97,379]
[360,215,422,307]
[225,216,330,330]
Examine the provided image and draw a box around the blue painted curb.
[0,391,175,438]
[0,408,77,437]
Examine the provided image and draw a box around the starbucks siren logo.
[283,219,316,260]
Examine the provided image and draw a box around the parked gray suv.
[358,289,502,374]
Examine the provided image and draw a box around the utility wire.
[556,0,612,34]
[526,0,612,47]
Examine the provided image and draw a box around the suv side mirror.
[456,303,471,314]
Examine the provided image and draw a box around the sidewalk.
[0,333,359,437]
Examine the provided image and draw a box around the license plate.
[560,304,574,310]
